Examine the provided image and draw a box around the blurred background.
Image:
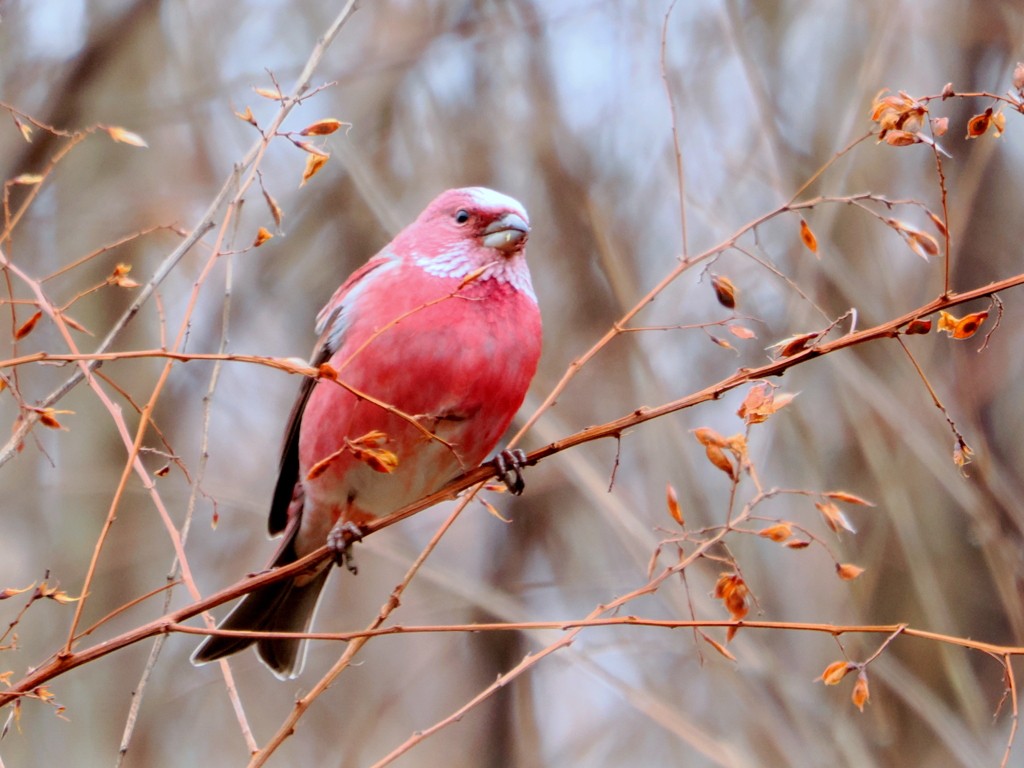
[3,0,1024,766]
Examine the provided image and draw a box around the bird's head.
[398,187,535,298]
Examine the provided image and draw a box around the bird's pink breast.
[295,262,541,554]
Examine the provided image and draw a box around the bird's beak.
[482,212,530,253]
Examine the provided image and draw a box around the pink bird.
[192,187,542,678]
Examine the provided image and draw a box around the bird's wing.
[267,249,400,536]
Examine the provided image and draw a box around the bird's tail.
[191,530,330,680]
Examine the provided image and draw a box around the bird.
[192,187,542,678]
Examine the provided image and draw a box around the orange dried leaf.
[966,110,992,138]
[770,332,818,358]
[737,383,797,425]
[727,324,755,340]
[0,583,35,600]
[692,427,728,448]
[937,310,958,334]
[905,318,932,335]
[13,115,32,142]
[253,227,273,248]
[666,483,684,526]
[355,446,398,474]
[263,187,284,227]
[62,314,92,335]
[37,408,70,430]
[816,501,857,534]
[710,274,737,309]
[105,126,148,148]
[852,671,870,711]
[824,491,875,506]
[254,87,283,100]
[706,444,736,480]
[819,660,855,685]
[930,116,949,137]
[786,539,811,549]
[299,118,348,136]
[11,174,42,185]
[759,523,793,542]
[0,377,6,393]
[799,219,818,255]
[109,263,139,288]
[953,311,988,339]
[885,130,917,146]
[300,152,329,187]
[701,633,737,661]
[318,363,338,381]
[906,229,939,260]
[234,106,256,125]
[480,497,511,523]
[927,211,948,237]
[155,465,170,477]
[836,563,865,581]
[14,311,42,340]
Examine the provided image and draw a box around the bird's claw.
[327,521,364,574]
[491,448,528,495]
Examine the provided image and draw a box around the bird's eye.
[454,210,470,224]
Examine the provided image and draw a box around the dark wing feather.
[267,251,398,536]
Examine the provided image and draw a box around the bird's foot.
[491,448,529,496]
[327,521,364,575]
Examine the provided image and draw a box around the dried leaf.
[263,187,284,227]
[836,563,865,581]
[10,174,42,185]
[710,274,737,309]
[300,152,329,187]
[954,438,975,468]
[105,126,148,148]
[708,334,736,352]
[770,332,818,358]
[927,210,948,237]
[953,311,988,339]
[1015,63,1024,92]
[823,491,875,506]
[799,219,818,255]
[254,87,283,100]
[905,318,932,335]
[852,671,870,711]
[885,130,918,146]
[714,573,749,622]
[701,633,737,661]
[818,660,855,685]
[666,484,684,526]
[14,311,42,340]
[966,110,992,138]
[155,464,170,477]
[12,114,32,142]
[816,501,857,535]
[253,227,273,247]
[108,263,140,288]
[705,445,735,480]
[930,116,949,137]
[234,106,256,125]
[295,141,330,157]
[786,539,811,549]
[0,584,35,600]
[906,229,939,260]
[37,408,71,430]
[62,314,92,335]
[318,363,338,381]
[737,383,797,425]
[727,324,755,340]
[299,118,348,136]
[759,523,793,542]
[992,111,1007,138]
[692,427,728,448]
[480,497,511,523]
[941,82,955,100]
[937,310,958,334]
